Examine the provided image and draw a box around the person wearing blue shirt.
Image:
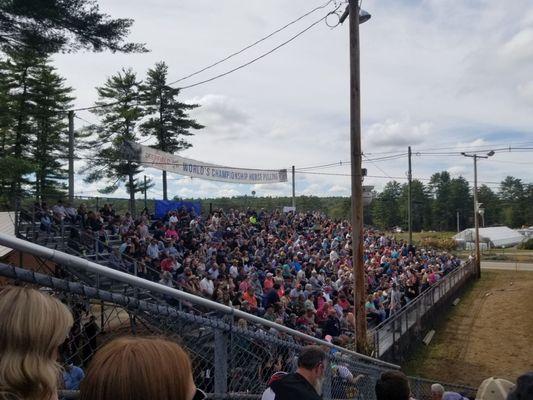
[63,363,85,390]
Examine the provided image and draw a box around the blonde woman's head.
[0,286,73,400]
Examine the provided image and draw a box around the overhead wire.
[60,2,341,113]
[167,0,335,85]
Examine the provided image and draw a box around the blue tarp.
[155,200,201,218]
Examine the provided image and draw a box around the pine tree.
[29,62,74,200]
[0,0,147,54]
[140,61,204,200]
[82,68,144,214]
[0,48,44,202]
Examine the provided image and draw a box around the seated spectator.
[375,371,411,400]
[80,337,202,400]
[52,199,67,221]
[0,286,74,400]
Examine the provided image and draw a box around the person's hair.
[297,345,327,370]
[431,383,445,395]
[0,286,73,400]
[375,371,411,400]
[80,336,193,400]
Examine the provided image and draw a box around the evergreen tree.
[477,185,501,227]
[371,181,402,229]
[499,176,525,227]
[0,48,44,201]
[429,172,452,230]
[29,62,74,200]
[448,177,471,230]
[0,0,146,54]
[140,62,204,200]
[83,68,144,214]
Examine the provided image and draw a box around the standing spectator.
[375,371,411,400]
[507,371,533,400]
[0,286,74,400]
[269,345,326,400]
[431,383,445,400]
[80,337,200,400]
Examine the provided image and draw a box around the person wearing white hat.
[476,377,515,400]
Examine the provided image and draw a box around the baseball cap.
[268,371,288,386]
[476,377,515,400]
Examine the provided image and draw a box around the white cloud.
[365,117,432,149]
[50,0,533,199]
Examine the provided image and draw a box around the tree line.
[370,172,532,230]
[182,172,532,230]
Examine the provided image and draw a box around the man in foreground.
[269,346,326,400]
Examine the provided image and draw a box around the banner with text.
[124,142,287,184]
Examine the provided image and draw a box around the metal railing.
[372,260,476,360]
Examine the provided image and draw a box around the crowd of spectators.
[30,200,463,342]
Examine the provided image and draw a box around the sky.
[52,0,533,200]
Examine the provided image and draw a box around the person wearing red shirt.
[242,287,258,311]
[263,272,274,292]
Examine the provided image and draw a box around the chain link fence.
[0,262,397,400]
[409,376,477,400]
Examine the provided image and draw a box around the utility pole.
[68,111,75,202]
[461,150,494,279]
[457,210,460,233]
[473,154,480,279]
[346,0,369,353]
[291,165,296,208]
[408,146,412,245]
[144,175,148,210]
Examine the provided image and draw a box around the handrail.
[373,260,472,332]
[0,232,399,369]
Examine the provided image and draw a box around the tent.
[454,226,525,248]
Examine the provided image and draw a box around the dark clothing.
[264,288,280,308]
[323,316,341,337]
[270,372,321,400]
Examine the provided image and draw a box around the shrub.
[518,238,533,250]
[418,237,457,252]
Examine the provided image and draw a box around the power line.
[167,0,335,85]
[64,2,341,113]
[176,5,341,91]
[363,153,394,179]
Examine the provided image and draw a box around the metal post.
[457,211,460,233]
[60,220,65,251]
[68,111,75,203]
[473,155,481,279]
[408,146,412,245]
[144,175,148,210]
[348,0,367,354]
[214,329,228,395]
[291,165,296,208]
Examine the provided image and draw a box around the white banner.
[124,142,287,184]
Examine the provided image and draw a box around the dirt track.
[404,270,533,387]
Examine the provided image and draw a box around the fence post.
[60,219,65,251]
[94,232,99,261]
[323,364,332,400]
[214,328,228,396]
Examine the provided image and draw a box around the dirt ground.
[404,270,533,387]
